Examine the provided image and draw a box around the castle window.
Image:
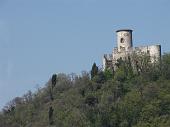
[120,38,124,43]
[120,46,125,51]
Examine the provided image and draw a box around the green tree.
[51,74,57,89]
[161,53,170,79]
[91,63,98,79]
[49,106,54,125]
[104,68,114,81]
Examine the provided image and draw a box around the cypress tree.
[91,63,98,79]
[51,74,57,89]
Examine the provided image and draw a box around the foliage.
[91,63,98,79]
[51,73,57,89]
[1,53,170,127]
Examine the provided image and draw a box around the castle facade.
[103,29,161,70]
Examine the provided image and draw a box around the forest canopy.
[1,53,170,127]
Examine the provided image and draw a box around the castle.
[103,29,161,70]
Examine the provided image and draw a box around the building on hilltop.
[103,29,161,70]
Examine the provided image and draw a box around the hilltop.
[0,53,170,127]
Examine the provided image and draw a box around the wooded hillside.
[0,53,170,127]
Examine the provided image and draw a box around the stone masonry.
[103,29,161,70]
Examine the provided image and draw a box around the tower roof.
[116,29,133,33]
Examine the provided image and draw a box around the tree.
[51,74,57,89]
[91,63,98,79]
[131,52,151,75]
[49,106,54,125]
[104,68,114,81]
[161,53,170,79]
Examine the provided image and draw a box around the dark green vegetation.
[1,53,170,127]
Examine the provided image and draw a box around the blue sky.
[0,0,170,109]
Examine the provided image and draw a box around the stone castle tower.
[103,29,161,70]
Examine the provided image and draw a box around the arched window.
[120,38,124,43]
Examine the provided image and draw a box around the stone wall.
[102,29,161,71]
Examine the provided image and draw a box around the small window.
[120,38,124,43]
[120,46,125,50]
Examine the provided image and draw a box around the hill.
[0,53,170,127]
